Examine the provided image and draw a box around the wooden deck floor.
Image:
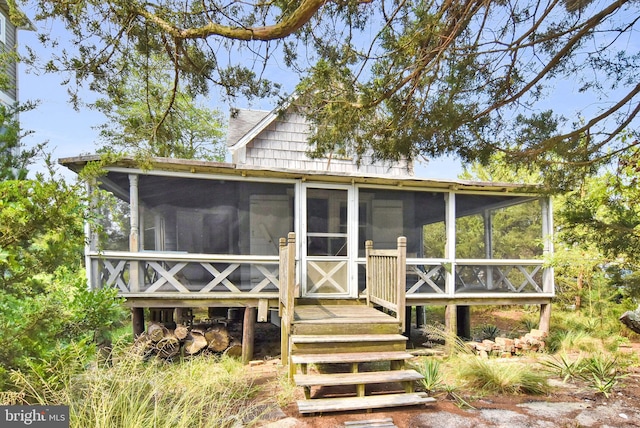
[293,304,398,325]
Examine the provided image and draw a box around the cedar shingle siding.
[229,108,413,176]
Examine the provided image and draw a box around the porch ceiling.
[61,155,539,191]
[61,155,541,212]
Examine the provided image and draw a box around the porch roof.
[59,155,540,194]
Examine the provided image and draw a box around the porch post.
[85,179,100,290]
[129,174,141,292]
[444,191,458,352]
[541,197,555,294]
[456,306,471,339]
[404,308,412,338]
[416,306,426,327]
[539,303,552,334]
[132,307,145,337]
[483,210,493,289]
[445,304,457,353]
[242,307,257,364]
[540,197,554,335]
[129,174,142,338]
[445,191,456,296]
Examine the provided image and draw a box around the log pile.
[466,329,547,358]
[135,321,241,360]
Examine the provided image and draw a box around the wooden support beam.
[404,307,412,338]
[132,307,145,337]
[176,307,194,325]
[456,306,471,339]
[445,304,457,355]
[242,307,257,364]
[416,306,426,328]
[207,307,227,319]
[258,299,269,322]
[539,303,552,334]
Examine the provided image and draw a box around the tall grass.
[546,329,604,353]
[11,343,272,428]
[457,357,550,395]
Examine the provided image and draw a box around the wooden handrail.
[279,232,296,376]
[366,237,407,332]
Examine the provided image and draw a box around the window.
[0,14,6,45]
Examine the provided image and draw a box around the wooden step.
[292,321,400,335]
[343,419,397,428]
[291,351,415,365]
[297,392,435,414]
[294,369,424,387]
[291,334,408,354]
[291,334,407,344]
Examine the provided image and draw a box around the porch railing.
[279,232,296,373]
[361,259,549,297]
[88,251,281,295]
[365,237,407,331]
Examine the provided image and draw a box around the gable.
[228,106,413,177]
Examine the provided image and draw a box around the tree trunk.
[155,334,181,359]
[184,332,208,355]
[133,332,154,359]
[205,324,231,352]
[575,270,584,310]
[224,339,242,357]
[174,325,189,341]
[147,322,168,342]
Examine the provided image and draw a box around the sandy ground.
[225,310,640,428]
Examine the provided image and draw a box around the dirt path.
[238,311,640,427]
[251,361,640,427]
[246,342,640,428]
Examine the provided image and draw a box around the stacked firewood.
[466,329,547,358]
[135,321,242,360]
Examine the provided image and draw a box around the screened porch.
[72,157,553,306]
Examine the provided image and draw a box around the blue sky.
[16,4,639,183]
[17,13,464,181]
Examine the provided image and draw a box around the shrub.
[476,324,500,341]
[12,344,271,428]
[416,358,444,393]
[457,357,550,395]
[541,353,584,382]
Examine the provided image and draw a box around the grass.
[273,369,298,407]
[541,353,584,382]
[416,358,444,393]
[546,329,605,353]
[413,306,640,405]
[413,357,476,409]
[458,357,549,395]
[457,357,550,395]
[542,351,629,397]
[11,342,273,428]
[579,353,627,398]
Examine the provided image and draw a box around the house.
[0,0,35,108]
[60,105,554,413]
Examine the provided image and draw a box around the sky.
[17,13,464,181]
[15,4,640,184]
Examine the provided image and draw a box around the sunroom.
[61,156,554,336]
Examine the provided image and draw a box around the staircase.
[289,303,435,414]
